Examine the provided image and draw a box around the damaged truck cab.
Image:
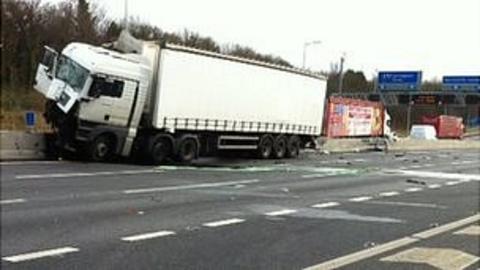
[35,42,150,161]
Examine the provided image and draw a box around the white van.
[409,125,437,140]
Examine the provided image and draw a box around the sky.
[56,0,480,80]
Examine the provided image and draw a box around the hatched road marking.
[380,247,479,270]
[2,246,79,263]
[303,213,480,270]
[203,218,245,227]
[121,230,176,242]
[123,179,259,194]
[453,225,480,236]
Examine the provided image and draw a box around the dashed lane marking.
[385,170,480,181]
[123,179,259,194]
[404,187,422,192]
[303,213,480,270]
[16,169,159,180]
[445,181,461,186]
[265,209,298,216]
[0,160,66,166]
[121,230,176,242]
[380,247,479,270]
[363,201,446,209]
[348,196,372,202]
[428,184,441,189]
[453,225,480,236]
[311,202,340,208]
[0,198,26,205]
[2,246,79,263]
[379,191,400,197]
[203,218,245,227]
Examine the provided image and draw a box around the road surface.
[1,149,479,269]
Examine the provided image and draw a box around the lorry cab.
[34,43,151,159]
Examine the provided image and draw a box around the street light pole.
[124,0,129,31]
[302,40,322,69]
[337,52,346,94]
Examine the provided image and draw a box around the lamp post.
[124,0,129,31]
[302,40,322,69]
[337,52,346,94]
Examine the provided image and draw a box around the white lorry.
[34,31,327,163]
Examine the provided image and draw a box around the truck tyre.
[175,137,198,163]
[87,134,115,162]
[149,135,173,165]
[257,134,274,159]
[286,135,301,158]
[272,135,287,159]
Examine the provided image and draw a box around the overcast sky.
[68,0,480,79]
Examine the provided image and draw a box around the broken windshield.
[55,55,89,93]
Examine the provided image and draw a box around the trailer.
[324,97,392,138]
[33,31,327,163]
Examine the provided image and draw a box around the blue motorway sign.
[378,71,422,91]
[442,76,480,91]
[25,111,36,128]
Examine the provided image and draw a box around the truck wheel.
[257,134,273,159]
[88,134,115,162]
[286,135,301,158]
[273,135,287,159]
[150,136,173,165]
[176,137,198,163]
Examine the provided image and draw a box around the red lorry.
[421,115,464,139]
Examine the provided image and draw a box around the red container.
[324,97,385,138]
[421,115,464,139]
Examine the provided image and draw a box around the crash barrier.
[0,131,55,160]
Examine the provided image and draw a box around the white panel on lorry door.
[153,49,326,135]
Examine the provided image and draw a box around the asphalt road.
[1,149,479,270]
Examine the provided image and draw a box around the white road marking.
[302,174,330,179]
[386,170,480,181]
[453,225,480,236]
[381,247,479,270]
[428,184,441,189]
[203,218,245,227]
[379,191,399,197]
[16,169,159,180]
[364,201,445,209]
[348,196,372,202]
[0,198,26,205]
[445,181,461,186]
[423,163,433,167]
[2,246,79,263]
[409,165,423,169]
[0,160,66,166]
[311,202,340,208]
[123,179,259,194]
[121,231,175,242]
[303,213,480,270]
[452,161,463,165]
[265,209,298,216]
[405,187,422,192]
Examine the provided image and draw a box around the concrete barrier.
[0,131,48,160]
